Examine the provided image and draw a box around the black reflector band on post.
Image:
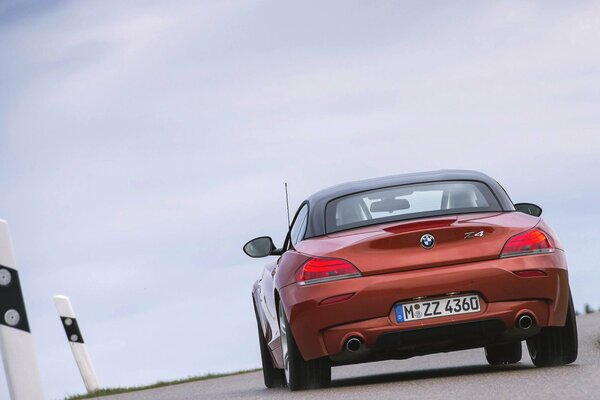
[61,316,85,343]
[0,265,31,333]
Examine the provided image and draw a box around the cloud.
[1,1,599,398]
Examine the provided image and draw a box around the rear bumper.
[279,251,569,361]
[329,318,535,365]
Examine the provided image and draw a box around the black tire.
[278,302,331,391]
[485,341,522,365]
[254,306,285,388]
[526,291,578,367]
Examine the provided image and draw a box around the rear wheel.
[278,302,331,390]
[254,306,285,388]
[526,292,578,367]
[485,341,522,365]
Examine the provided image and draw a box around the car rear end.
[278,181,571,364]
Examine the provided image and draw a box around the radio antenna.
[285,182,291,229]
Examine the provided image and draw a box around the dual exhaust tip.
[345,337,362,352]
[517,313,535,330]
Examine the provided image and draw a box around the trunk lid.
[297,212,540,275]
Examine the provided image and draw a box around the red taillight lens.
[501,228,554,258]
[296,257,361,285]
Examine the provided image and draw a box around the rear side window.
[325,181,501,233]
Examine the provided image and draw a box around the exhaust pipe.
[345,337,362,352]
[517,314,534,330]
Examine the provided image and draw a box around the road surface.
[91,313,600,399]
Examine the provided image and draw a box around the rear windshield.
[325,181,501,233]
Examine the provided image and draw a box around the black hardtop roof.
[304,169,514,238]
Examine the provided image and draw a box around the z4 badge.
[464,230,485,239]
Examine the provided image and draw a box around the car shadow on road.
[331,363,534,388]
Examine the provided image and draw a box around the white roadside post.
[0,219,45,400]
[53,295,100,393]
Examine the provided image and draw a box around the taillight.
[296,257,362,285]
[500,228,554,258]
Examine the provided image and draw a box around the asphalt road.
[93,313,600,400]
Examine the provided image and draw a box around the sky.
[1,0,599,398]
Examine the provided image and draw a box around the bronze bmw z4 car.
[243,170,578,390]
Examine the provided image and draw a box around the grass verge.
[64,368,261,400]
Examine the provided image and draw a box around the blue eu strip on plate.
[395,303,405,323]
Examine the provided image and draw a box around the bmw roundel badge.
[420,234,435,249]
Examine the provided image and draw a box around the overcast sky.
[1,1,600,398]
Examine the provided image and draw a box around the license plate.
[395,294,481,323]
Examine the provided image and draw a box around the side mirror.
[514,203,542,217]
[243,236,281,258]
